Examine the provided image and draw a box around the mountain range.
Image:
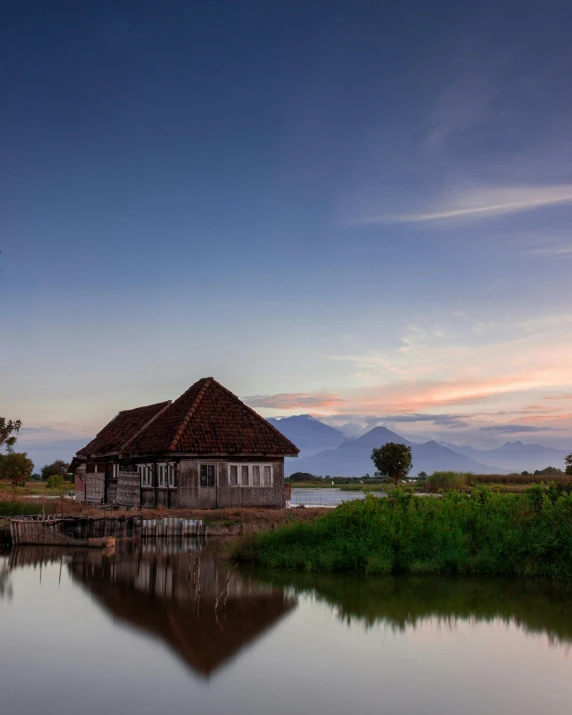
[440,441,569,473]
[272,415,569,477]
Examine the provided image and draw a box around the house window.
[200,464,216,487]
[87,462,106,474]
[252,465,261,486]
[137,464,176,488]
[228,463,273,487]
[138,464,152,487]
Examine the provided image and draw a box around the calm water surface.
[1,542,572,715]
[290,487,367,506]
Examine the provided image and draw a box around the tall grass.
[232,488,572,579]
[0,501,58,516]
[426,471,469,491]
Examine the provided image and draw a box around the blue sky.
[1,1,571,468]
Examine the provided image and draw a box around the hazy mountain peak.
[268,414,346,457]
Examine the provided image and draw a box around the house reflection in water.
[66,541,297,678]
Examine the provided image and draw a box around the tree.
[371,442,412,486]
[0,418,22,454]
[41,459,70,481]
[566,453,572,475]
[534,466,562,475]
[0,452,34,484]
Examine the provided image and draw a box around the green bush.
[232,489,572,579]
[0,500,57,516]
[426,471,468,491]
[46,474,65,489]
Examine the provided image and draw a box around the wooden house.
[71,377,299,509]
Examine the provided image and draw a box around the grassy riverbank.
[0,480,73,497]
[232,488,572,578]
[0,500,63,516]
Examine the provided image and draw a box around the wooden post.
[167,464,171,510]
[153,463,158,508]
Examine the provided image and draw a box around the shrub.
[426,471,468,491]
[46,474,65,489]
[231,488,572,579]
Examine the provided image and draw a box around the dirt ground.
[55,502,328,526]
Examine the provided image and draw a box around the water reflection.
[3,544,572,715]
[4,543,572,673]
[259,570,572,645]
[2,543,296,678]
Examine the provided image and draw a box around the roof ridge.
[207,377,299,454]
[168,377,213,451]
[119,400,170,415]
[121,400,173,453]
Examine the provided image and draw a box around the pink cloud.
[245,392,344,411]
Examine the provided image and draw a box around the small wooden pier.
[6,515,206,546]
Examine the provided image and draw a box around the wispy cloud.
[427,73,499,146]
[245,393,343,411]
[480,424,561,434]
[251,313,572,440]
[375,413,469,426]
[522,244,572,258]
[352,185,572,225]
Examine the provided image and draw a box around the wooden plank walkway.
[7,516,207,545]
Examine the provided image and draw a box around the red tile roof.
[75,378,299,459]
[125,378,299,456]
[77,401,171,457]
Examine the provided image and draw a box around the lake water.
[290,487,367,506]
[2,541,572,715]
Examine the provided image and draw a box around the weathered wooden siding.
[116,471,141,508]
[176,458,285,508]
[75,467,86,502]
[85,472,105,503]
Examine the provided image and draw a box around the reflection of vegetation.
[233,489,572,578]
[254,570,572,645]
[0,561,13,600]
